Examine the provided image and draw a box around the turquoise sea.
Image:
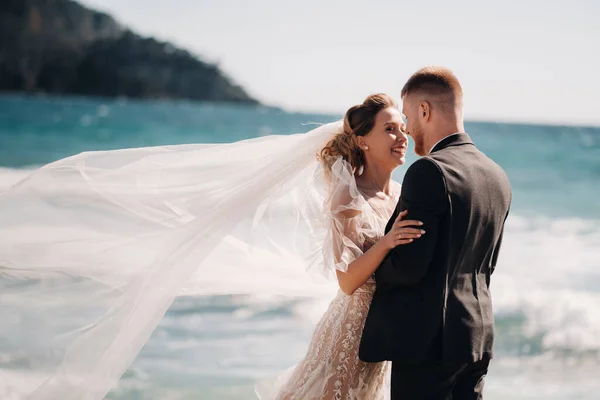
[1,95,599,399]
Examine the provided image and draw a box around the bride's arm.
[335,210,424,295]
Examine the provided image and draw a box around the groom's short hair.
[401,66,463,111]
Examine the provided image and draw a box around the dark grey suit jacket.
[359,133,512,364]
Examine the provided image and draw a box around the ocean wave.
[490,215,600,354]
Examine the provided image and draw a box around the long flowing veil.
[0,121,344,399]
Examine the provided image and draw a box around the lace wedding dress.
[256,157,401,400]
[0,121,399,399]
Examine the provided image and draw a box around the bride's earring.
[364,146,369,150]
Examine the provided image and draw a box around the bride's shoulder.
[329,180,364,219]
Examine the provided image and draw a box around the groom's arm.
[375,158,448,288]
[490,205,510,275]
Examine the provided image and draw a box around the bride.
[0,94,421,399]
[256,93,423,399]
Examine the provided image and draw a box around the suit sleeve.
[375,158,448,288]
[490,205,510,275]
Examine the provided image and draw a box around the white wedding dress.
[0,121,398,400]
[256,157,400,400]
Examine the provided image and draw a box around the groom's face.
[401,96,426,156]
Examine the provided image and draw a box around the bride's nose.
[397,131,408,143]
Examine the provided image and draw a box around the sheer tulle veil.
[0,121,346,399]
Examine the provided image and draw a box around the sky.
[79,0,600,126]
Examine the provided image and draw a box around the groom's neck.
[425,118,465,151]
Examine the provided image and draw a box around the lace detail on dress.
[255,158,400,400]
[275,286,389,400]
[256,250,391,399]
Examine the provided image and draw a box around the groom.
[359,66,512,399]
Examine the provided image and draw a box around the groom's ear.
[420,101,431,121]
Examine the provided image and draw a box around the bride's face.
[359,107,408,169]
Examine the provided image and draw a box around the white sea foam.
[494,215,600,353]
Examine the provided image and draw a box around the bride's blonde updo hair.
[319,93,397,178]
